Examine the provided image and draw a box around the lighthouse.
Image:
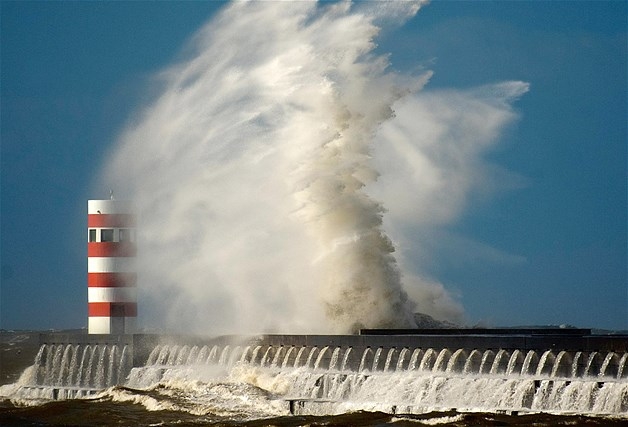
[87,196,137,334]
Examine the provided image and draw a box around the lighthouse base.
[88,316,136,334]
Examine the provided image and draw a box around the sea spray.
[100,1,422,333]
[124,344,628,416]
[100,1,526,334]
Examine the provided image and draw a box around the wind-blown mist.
[101,1,528,334]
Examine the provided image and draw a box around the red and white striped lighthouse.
[87,197,137,334]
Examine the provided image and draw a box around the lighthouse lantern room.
[87,198,137,334]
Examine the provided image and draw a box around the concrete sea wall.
[36,328,628,372]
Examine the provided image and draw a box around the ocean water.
[2,387,626,427]
[1,341,627,426]
[2,400,624,427]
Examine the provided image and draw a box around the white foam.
[399,414,465,425]
[115,364,289,418]
[98,386,180,412]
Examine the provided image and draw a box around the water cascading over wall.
[132,339,628,416]
[7,332,628,417]
[11,342,132,401]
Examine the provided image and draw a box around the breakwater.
[6,329,628,415]
[34,328,628,378]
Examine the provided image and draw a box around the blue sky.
[1,1,626,331]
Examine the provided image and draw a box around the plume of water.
[271,347,284,369]
[396,348,409,371]
[329,347,341,371]
[101,1,528,334]
[314,347,330,370]
[340,347,352,371]
[383,348,396,371]
[281,347,295,369]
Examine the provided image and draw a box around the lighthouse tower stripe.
[88,272,137,287]
[88,214,136,227]
[88,242,136,257]
[88,198,137,334]
[88,287,137,303]
[88,257,135,273]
